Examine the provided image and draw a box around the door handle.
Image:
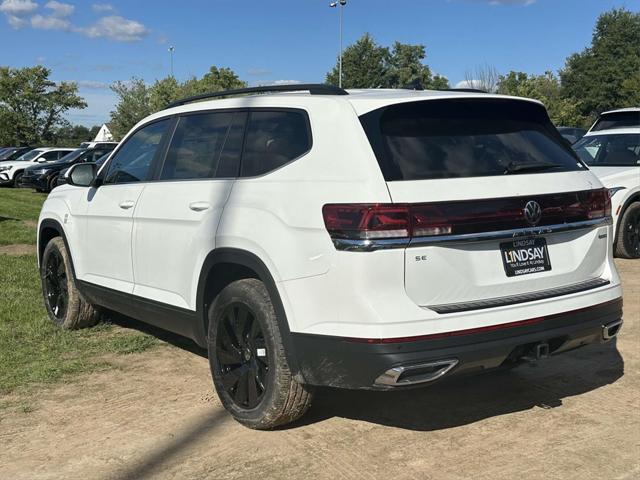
[189,201,210,212]
[119,200,135,210]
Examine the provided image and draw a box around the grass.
[0,187,161,399]
[0,187,46,245]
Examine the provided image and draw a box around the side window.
[160,112,234,180]
[216,112,246,178]
[241,110,311,177]
[41,150,61,161]
[104,119,169,184]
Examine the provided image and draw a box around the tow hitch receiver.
[522,342,550,362]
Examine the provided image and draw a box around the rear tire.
[615,202,640,259]
[40,237,101,329]
[48,174,59,192]
[207,278,313,429]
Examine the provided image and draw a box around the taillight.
[322,204,410,239]
[585,188,611,219]
[322,189,611,244]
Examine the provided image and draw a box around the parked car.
[589,107,639,132]
[556,126,586,144]
[0,148,74,187]
[38,85,623,429]
[21,145,117,192]
[56,151,112,188]
[0,146,33,162]
[79,141,118,149]
[573,128,640,258]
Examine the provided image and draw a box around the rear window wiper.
[503,161,562,174]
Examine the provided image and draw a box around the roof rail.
[442,88,488,94]
[166,83,348,108]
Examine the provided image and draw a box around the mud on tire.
[40,237,101,329]
[207,278,313,429]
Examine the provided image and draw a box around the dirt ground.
[1,260,638,480]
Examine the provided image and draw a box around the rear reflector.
[323,188,611,241]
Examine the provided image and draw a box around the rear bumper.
[290,298,623,390]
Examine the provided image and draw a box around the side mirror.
[67,162,97,187]
[38,158,48,163]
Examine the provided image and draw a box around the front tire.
[48,174,59,192]
[13,171,23,188]
[207,278,313,429]
[40,237,101,329]
[615,202,640,259]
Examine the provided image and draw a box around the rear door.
[75,119,170,293]
[131,111,246,310]
[359,97,611,308]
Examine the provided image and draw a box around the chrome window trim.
[331,217,612,252]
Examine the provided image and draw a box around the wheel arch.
[195,247,302,378]
[38,219,76,278]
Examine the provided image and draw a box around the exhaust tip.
[602,319,623,341]
[375,359,458,387]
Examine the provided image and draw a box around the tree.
[464,64,500,93]
[560,8,640,120]
[0,66,86,145]
[109,78,151,140]
[387,42,449,89]
[326,34,449,89]
[497,71,584,127]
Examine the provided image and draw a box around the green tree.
[326,33,389,88]
[497,71,584,126]
[148,76,182,113]
[560,8,640,121]
[109,78,151,140]
[0,66,86,145]
[326,33,449,89]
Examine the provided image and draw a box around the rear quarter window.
[591,111,640,131]
[360,98,583,181]
[240,110,311,177]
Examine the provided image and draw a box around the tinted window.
[591,112,640,131]
[161,112,235,180]
[573,134,640,167]
[104,120,168,184]
[241,111,310,177]
[360,99,583,181]
[41,150,63,161]
[216,112,246,178]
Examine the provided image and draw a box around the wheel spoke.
[247,367,259,405]
[217,345,241,365]
[234,370,249,405]
[222,316,240,349]
[235,306,251,345]
[220,366,242,391]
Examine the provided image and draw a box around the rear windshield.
[591,111,639,132]
[359,98,583,181]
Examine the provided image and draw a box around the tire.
[48,174,59,192]
[40,237,101,329]
[615,202,640,259]
[207,278,313,429]
[13,171,23,188]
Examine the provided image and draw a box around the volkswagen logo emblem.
[524,200,542,226]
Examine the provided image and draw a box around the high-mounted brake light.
[322,189,611,244]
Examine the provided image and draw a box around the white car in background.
[574,128,640,258]
[0,147,74,187]
[588,107,639,133]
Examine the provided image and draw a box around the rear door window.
[240,110,311,177]
[160,112,239,180]
[574,134,640,166]
[360,99,583,181]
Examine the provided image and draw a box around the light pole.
[329,0,347,88]
[168,46,175,77]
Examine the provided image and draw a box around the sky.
[0,0,638,126]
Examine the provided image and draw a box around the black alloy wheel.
[216,303,268,409]
[43,249,68,321]
[624,207,640,257]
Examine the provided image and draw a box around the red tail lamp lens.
[322,204,410,239]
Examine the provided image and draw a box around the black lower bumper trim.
[290,298,623,390]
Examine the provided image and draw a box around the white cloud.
[455,79,484,89]
[80,15,148,42]
[0,0,37,28]
[247,68,272,76]
[45,0,74,17]
[487,0,536,4]
[272,79,302,85]
[0,0,37,15]
[31,14,71,30]
[91,3,114,13]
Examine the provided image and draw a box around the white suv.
[0,147,75,187]
[38,85,624,429]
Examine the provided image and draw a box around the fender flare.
[38,219,76,276]
[195,247,302,378]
